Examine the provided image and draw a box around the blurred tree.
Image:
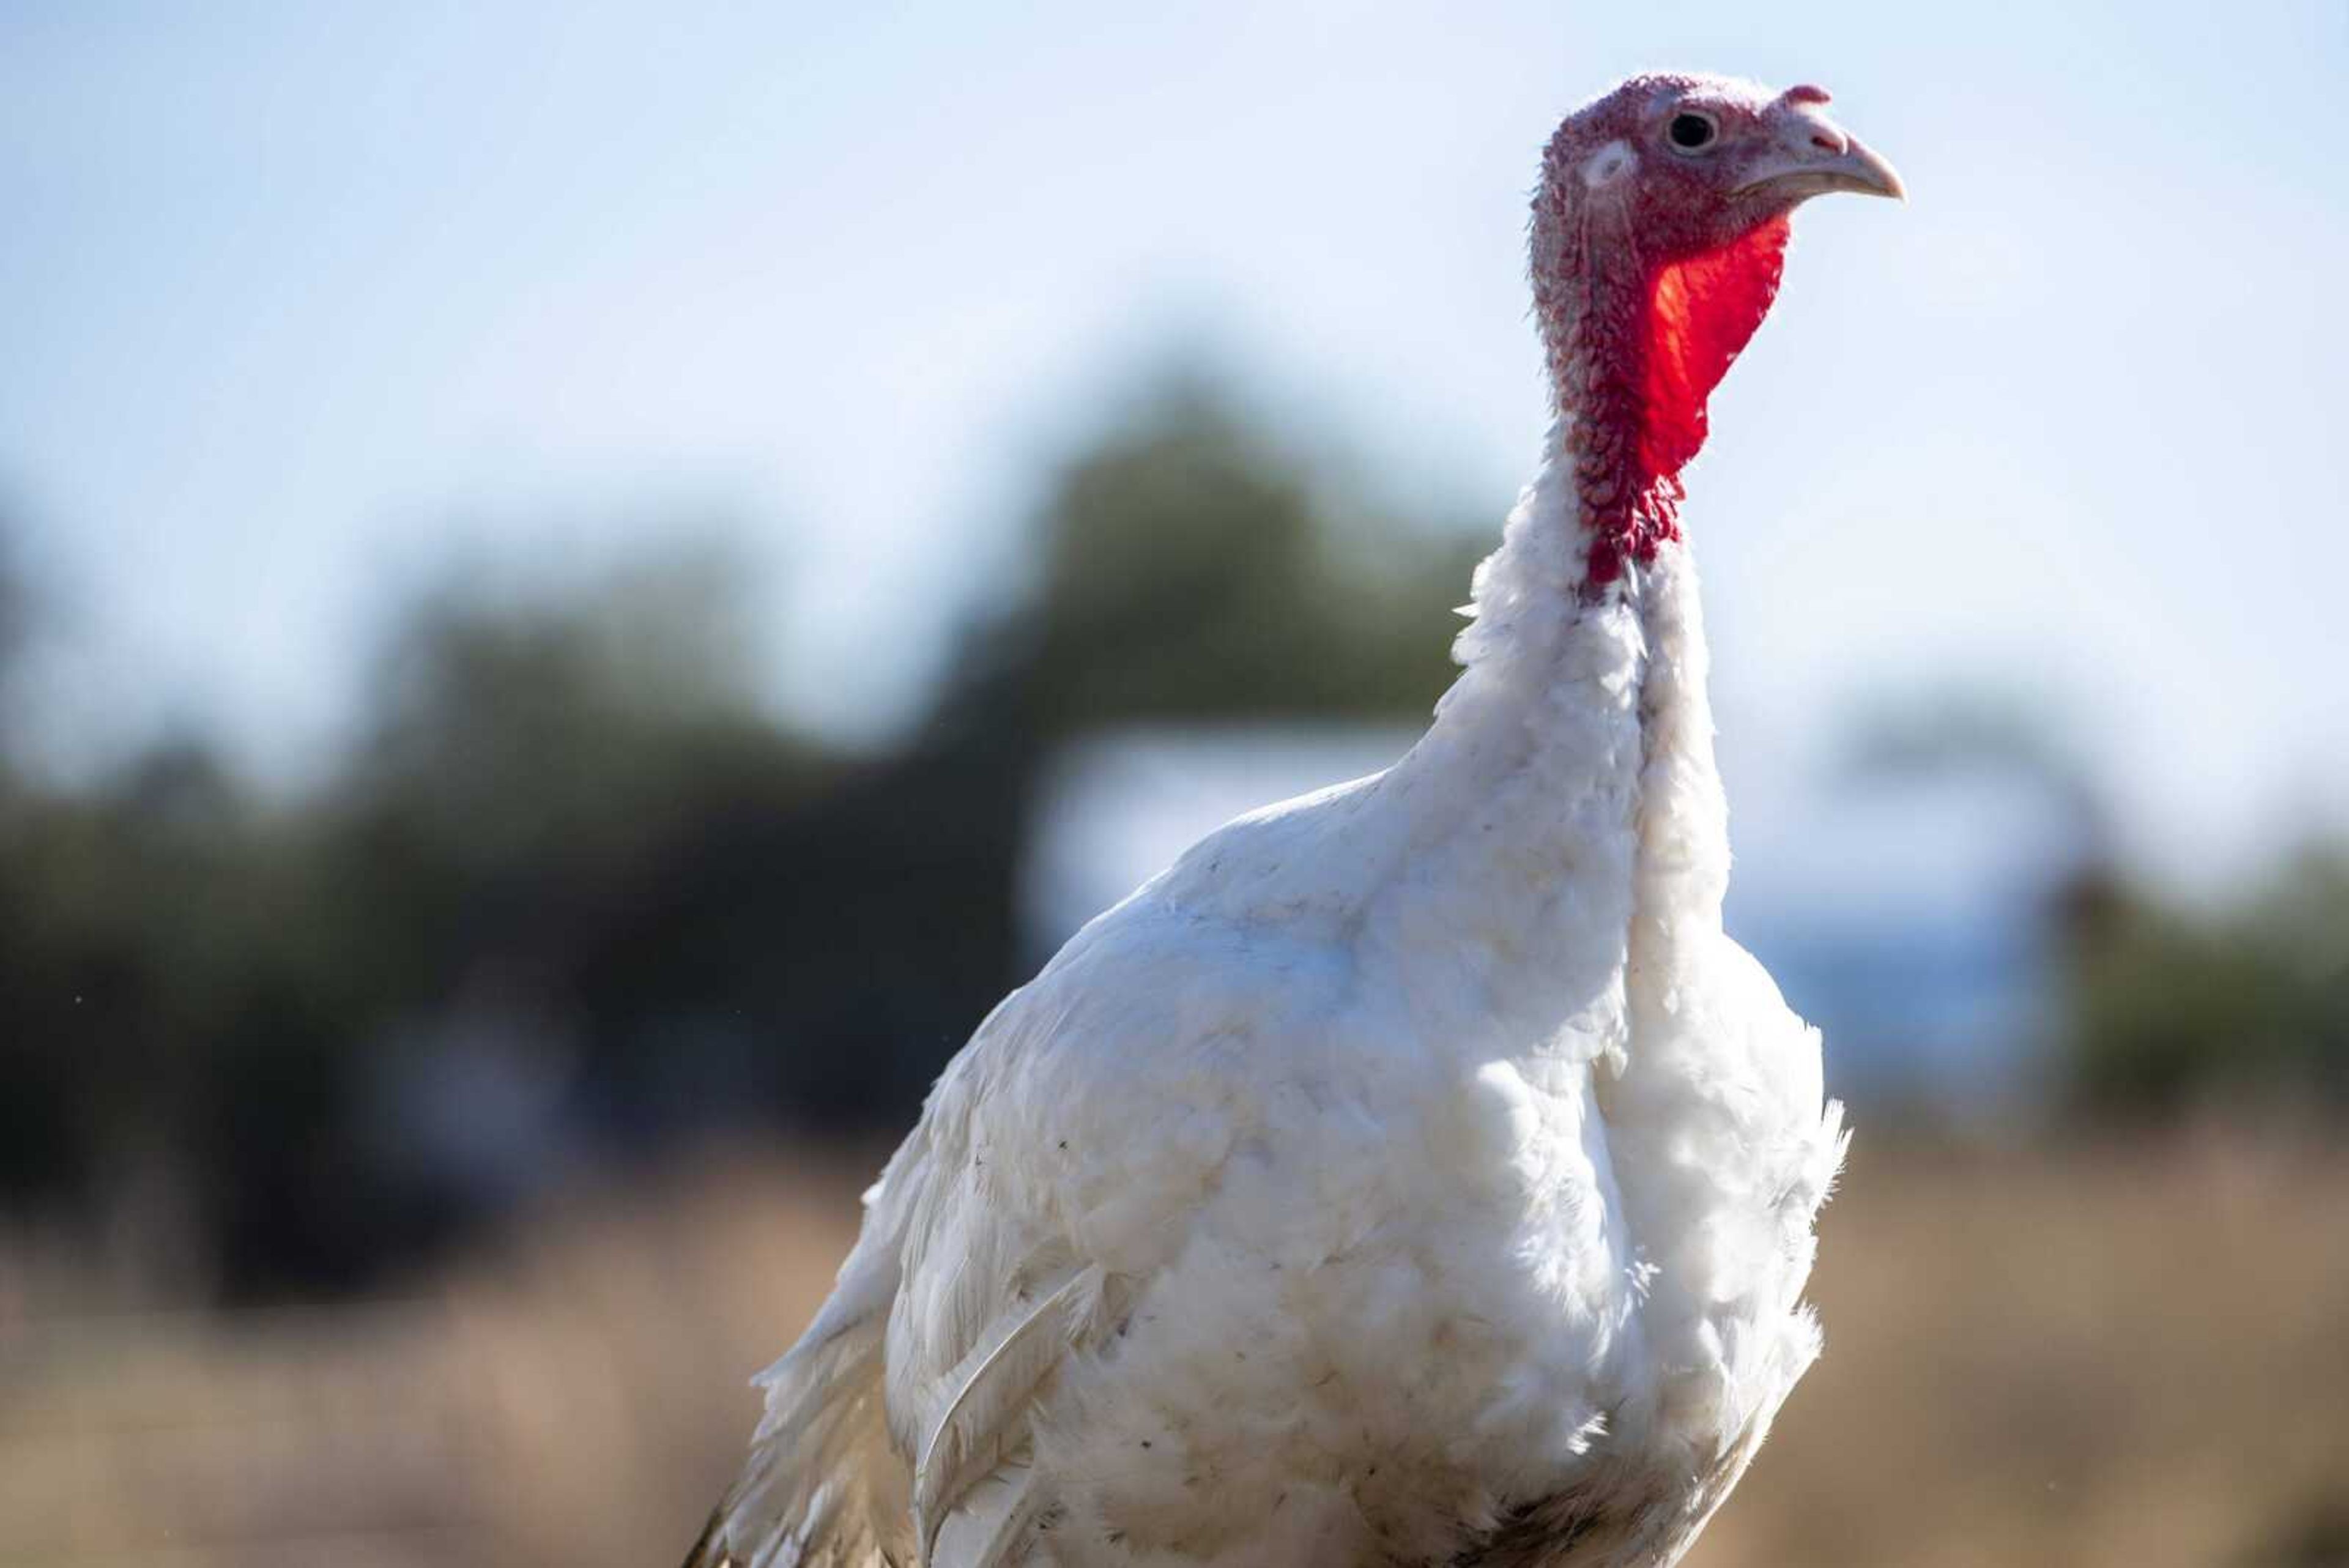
[0,371,1495,1301]
[1839,684,2108,848]
[0,513,36,777]
[314,538,838,1254]
[0,526,26,685]
[946,375,1479,738]
[335,535,1012,1145]
[355,538,771,874]
[0,734,275,1227]
[1841,686,2349,1121]
[2063,849,2349,1120]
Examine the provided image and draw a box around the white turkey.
[688,70,1902,1568]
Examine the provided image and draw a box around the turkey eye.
[1667,112,1717,152]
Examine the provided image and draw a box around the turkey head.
[1531,74,1902,590]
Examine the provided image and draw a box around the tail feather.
[680,1505,735,1568]
[692,1315,910,1567]
[688,1136,929,1568]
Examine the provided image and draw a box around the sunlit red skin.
[1531,76,1835,593]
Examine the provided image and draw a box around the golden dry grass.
[4,1134,2346,1568]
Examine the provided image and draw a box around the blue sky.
[3,0,2345,891]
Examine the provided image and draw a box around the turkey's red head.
[1531,73,1902,591]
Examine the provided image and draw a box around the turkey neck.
[1357,181,1772,1037]
[1370,416,1729,1046]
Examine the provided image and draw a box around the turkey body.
[695,425,1846,1568]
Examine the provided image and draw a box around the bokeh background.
[4,3,2347,1566]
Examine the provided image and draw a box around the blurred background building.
[2,3,2345,1566]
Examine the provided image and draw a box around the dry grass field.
[4,1133,2347,1568]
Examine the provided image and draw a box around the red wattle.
[1578,215,1791,593]
[1639,215,1791,487]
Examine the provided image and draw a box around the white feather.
[913,1263,1102,1555]
[930,1457,1048,1568]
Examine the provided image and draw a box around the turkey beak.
[1734,112,1906,203]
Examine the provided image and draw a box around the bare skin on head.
[1529,74,1902,592]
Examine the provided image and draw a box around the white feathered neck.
[1299,411,1733,1062]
